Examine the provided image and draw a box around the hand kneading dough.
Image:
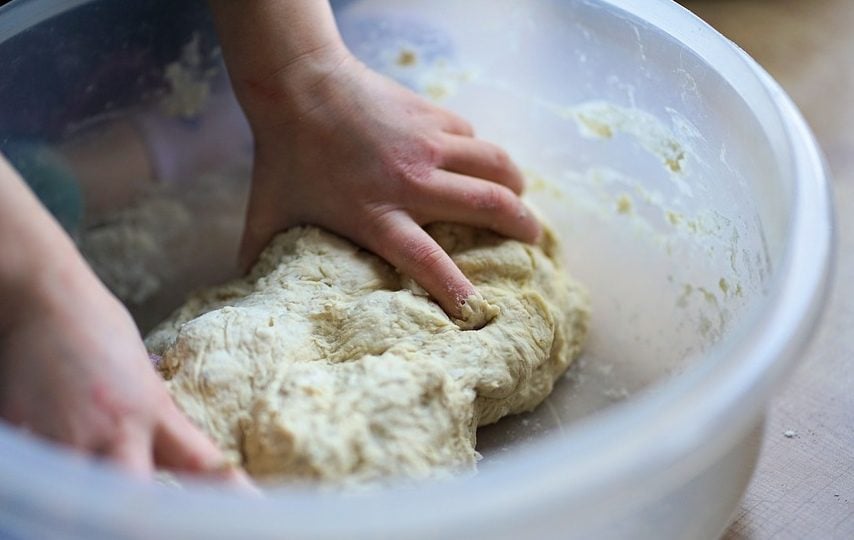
[145,223,589,484]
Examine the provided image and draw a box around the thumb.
[238,170,295,273]
[106,421,154,477]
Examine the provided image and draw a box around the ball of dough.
[146,223,589,484]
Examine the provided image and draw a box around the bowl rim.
[0,0,835,536]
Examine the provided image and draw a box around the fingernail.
[224,468,262,495]
[206,462,262,495]
[519,208,543,243]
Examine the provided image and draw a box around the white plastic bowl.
[0,0,833,538]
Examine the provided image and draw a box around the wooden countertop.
[679,1,854,538]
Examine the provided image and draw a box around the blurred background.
[681,1,853,538]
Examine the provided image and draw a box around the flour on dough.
[146,223,589,484]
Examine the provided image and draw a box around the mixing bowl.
[0,0,833,538]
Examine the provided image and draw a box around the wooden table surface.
[678,1,854,538]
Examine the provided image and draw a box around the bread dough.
[146,223,589,484]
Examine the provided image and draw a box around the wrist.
[0,235,90,331]
[232,43,354,130]
[209,0,353,128]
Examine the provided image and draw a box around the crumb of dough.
[80,198,192,304]
[146,223,589,485]
[396,49,418,66]
[425,83,449,100]
[160,33,218,119]
[616,194,633,215]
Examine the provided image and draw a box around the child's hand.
[0,259,240,481]
[235,53,541,318]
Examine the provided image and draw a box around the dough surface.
[146,224,589,484]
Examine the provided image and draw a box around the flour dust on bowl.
[0,0,832,539]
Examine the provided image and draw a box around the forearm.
[0,155,88,329]
[208,0,350,123]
